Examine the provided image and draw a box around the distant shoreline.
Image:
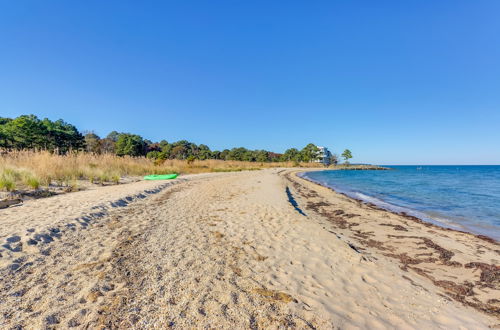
[325,164,390,170]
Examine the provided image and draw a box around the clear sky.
[1,1,499,164]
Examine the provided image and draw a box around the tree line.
[0,114,352,163]
[0,115,84,153]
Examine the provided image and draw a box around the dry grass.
[0,150,323,191]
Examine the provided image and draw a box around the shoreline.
[298,169,499,244]
[286,169,499,318]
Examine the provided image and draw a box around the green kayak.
[144,174,179,180]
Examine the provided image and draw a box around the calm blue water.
[302,166,500,240]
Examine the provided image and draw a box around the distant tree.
[0,115,84,152]
[227,147,248,161]
[211,150,221,160]
[169,140,194,159]
[42,118,84,152]
[268,152,282,162]
[170,145,187,159]
[84,132,101,153]
[3,115,48,149]
[159,141,172,159]
[0,117,11,125]
[342,149,352,164]
[0,117,12,148]
[243,150,255,162]
[220,149,230,160]
[0,129,5,149]
[300,143,320,162]
[146,142,162,153]
[255,150,269,162]
[281,148,300,162]
[146,150,161,159]
[158,140,170,149]
[100,138,116,154]
[329,153,339,166]
[197,144,212,160]
[187,142,199,158]
[106,131,121,142]
[115,134,147,156]
[0,115,343,163]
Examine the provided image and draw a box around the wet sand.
[0,169,498,328]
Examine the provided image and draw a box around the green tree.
[115,134,147,156]
[300,143,320,162]
[106,131,121,142]
[341,149,352,164]
[3,115,48,149]
[281,148,300,162]
[169,140,194,159]
[146,150,161,159]
[0,115,84,152]
[159,141,172,159]
[0,117,12,148]
[84,132,101,153]
[170,145,187,159]
[227,147,248,161]
[42,118,84,152]
[211,150,221,159]
[255,150,269,162]
[220,149,230,160]
[197,144,212,160]
[242,150,255,161]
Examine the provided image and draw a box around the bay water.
[301,166,500,240]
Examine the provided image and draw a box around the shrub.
[23,175,40,189]
[147,151,160,159]
[0,169,17,191]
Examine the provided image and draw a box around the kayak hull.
[143,174,178,180]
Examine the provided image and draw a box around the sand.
[0,169,498,329]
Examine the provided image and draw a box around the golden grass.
[0,150,324,191]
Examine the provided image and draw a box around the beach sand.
[0,169,498,328]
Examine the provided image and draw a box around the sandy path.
[0,169,497,329]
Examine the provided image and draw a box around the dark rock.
[10,289,26,297]
[34,233,53,244]
[45,314,59,325]
[9,264,20,271]
[6,236,21,243]
[2,243,22,252]
[68,318,80,327]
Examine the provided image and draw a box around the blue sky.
[1,1,499,164]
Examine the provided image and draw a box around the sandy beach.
[0,169,498,329]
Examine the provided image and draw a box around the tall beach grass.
[0,150,323,191]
